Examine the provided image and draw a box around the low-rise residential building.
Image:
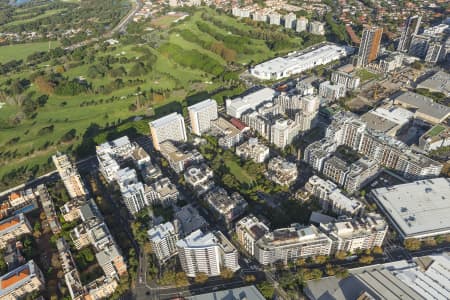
[148,222,180,264]
[204,188,247,227]
[320,213,388,253]
[210,117,243,148]
[0,214,32,249]
[95,244,127,279]
[236,138,270,163]
[146,177,179,207]
[236,215,270,256]
[174,204,207,236]
[85,276,118,300]
[176,229,240,277]
[60,199,85,222]
[184,164,214,196]
[266,157,298,186]
[7,189,36,210]
[0,260,45,300]
[255,224,332,265]
[159,141,204,173]
[305,176,365,216]
[52,152,88,199]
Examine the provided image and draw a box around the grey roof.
[394,91,450,122]
[371,178,450,239]
[187,285,265,300]
[417,71,450,96]
[304,264,425,300]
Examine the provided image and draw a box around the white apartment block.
[0,214,32,249]
[0,260,45,300]
[121,182,148,215]
[145,177,179,208]
[305,175,365,216]
[269,12,281,26]
[210,118,243,149]
[284,13,296,29]
[149,113,187,151]
[226,88,276,119]
[236,138,270,163]
[232,6,254,18]
[184,164,214,196]
[52,152,88,199]
[148,222,180,263]
[97,136,135,183]
[176,230,240,277]
[309,21,325,35]
[320,213,388,253]
[236,215,270,256]
[255,224,332,265]
[270,118,301,148]
[188,99,218,136]
[319,81,346,101]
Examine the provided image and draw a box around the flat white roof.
[227,87,276,112]
[252,44,350,74]
[150,112,183,128]
[372,178,450,238]
[176,229,216,249]
[187,99,217,112]
[148,222,175,243]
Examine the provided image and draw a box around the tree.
[0,253,7,275]
[244,274,256,283]
[220,267,234,280]
[359,255,374,264]
[335,267,349,278]
[296,258,306,266]
[257,282,275,300]
[424,237,437,247]
[313,255,328,264]
[404,238,421,251]
[325,263,336,276]
[372,246,383,255]
[335,251,347,260]
[194,272,208,284]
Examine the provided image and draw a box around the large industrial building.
[371,178,450,240]
[250,44,353,80]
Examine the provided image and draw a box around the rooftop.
[0,214,27,235]
[150,112,184,128]
[187,99,217,112]
[174,204,206,235]
[187,285,265,300]
[148,222,176,243]
[371,178,450,238]
[0,260,39,297]
[417,71,450,96]
[394,91,450,122]
[176,229,216,249]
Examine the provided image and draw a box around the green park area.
[0,7,325,189]
[356,68,380,82]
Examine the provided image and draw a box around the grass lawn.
[224,159,254,184]
[2,8,66,27]
[0,41,61,63]
[356,68,380,82]
[427,125,445,137]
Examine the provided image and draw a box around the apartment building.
[188,99,218,136]
[0,214,32,249]
[305,176,365,216]
[397,15,422,53]
[52,152,88,199]
[357,26,383,67]
[322,156,349,186]
[176,230,240,277]
[236,138,270,163]
[148,222,180,264]
[174,204,207,236]
[236,215,270,256]
[331,67,360,90]
[159,141,204,173]
[308,21,325,35]
[265,157,298,186]
[255,224,332,265]
[319,81,346,101]
[184,164,215,196]
[116,168,148,215]
[210,117,243,148]
[0,260,45,300]
[270,118,301,148]
[204,188,247,227]
[320,213,388,253]
[296,16,308,32]
[97,136,135,183]
[149,113,187,151]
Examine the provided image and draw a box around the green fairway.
[2,9,66,27]
[0,41,61,63]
